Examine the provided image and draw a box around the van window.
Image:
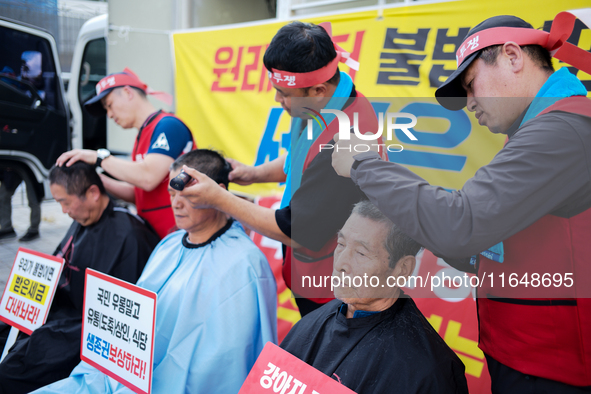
[0,25,64,112]
[78,38,106,104]
[78,37,107,150]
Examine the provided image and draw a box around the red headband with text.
[456,11,591,76]
[269,22,360,89]
[95,67,173,106]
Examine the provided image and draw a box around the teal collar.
[521,67,587,126]
[280,72,354,208]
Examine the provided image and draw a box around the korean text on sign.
[238,343,356,394]
[82,268,156,394]
[0,248,64,335]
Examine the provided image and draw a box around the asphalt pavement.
[0,184,72,293]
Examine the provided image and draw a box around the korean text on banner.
[82,268,156,394]
[239,342,356,394]
[174,0,591,198]
[0,247,64,335]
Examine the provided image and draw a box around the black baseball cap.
[435,15,534,111]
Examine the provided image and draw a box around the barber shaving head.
[263,21,359,117]
[333,200,422,317]
[168,149,231,244]
[435,13,588,134]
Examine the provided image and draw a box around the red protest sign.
[239,342,356,394]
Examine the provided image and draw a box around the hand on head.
[226,158,257,186]
[331,132,385,178]
[56,149,98,167]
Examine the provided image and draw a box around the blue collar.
[521,67,587,126]
[339,303,380,319]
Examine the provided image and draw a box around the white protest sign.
[82,268,156,394]
[0,247,64,335]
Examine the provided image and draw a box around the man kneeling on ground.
[280,200,469,393]
[34,149,278,394]
[0,162,160,394]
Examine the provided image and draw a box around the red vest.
[284,92,382,303]
[132,111,195,239]
[478,97,591,386]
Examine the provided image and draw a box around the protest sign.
[81,268,156,394]
[239,342,356,394]
[0,247,64,335]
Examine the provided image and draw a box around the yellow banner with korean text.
[173,0,590,196]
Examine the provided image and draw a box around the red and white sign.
[239,342,356,394]
[81,268,156,394]
[0,247,64,335]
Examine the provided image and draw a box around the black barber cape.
[280,296,469,394]
[0,200,160,394]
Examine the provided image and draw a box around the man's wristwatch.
[96,149,111,168]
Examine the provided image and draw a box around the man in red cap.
[332,13,591,393]
[179,21,382,316]
[57,68,196,239]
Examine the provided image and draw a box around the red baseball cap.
[84,67,172,116]
[84,68,147,116]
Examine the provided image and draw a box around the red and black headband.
[268,22,360,89]
[456,11,591,75]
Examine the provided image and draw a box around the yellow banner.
[174,4,590,392]
[10,274,48,305]
[174,0,591,195]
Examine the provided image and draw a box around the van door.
[66,14,107,151]
[0,21,68,171]
[77,37,107,150]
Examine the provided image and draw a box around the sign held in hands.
[239,342,356,394]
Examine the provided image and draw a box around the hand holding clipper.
[169,170,192,191]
